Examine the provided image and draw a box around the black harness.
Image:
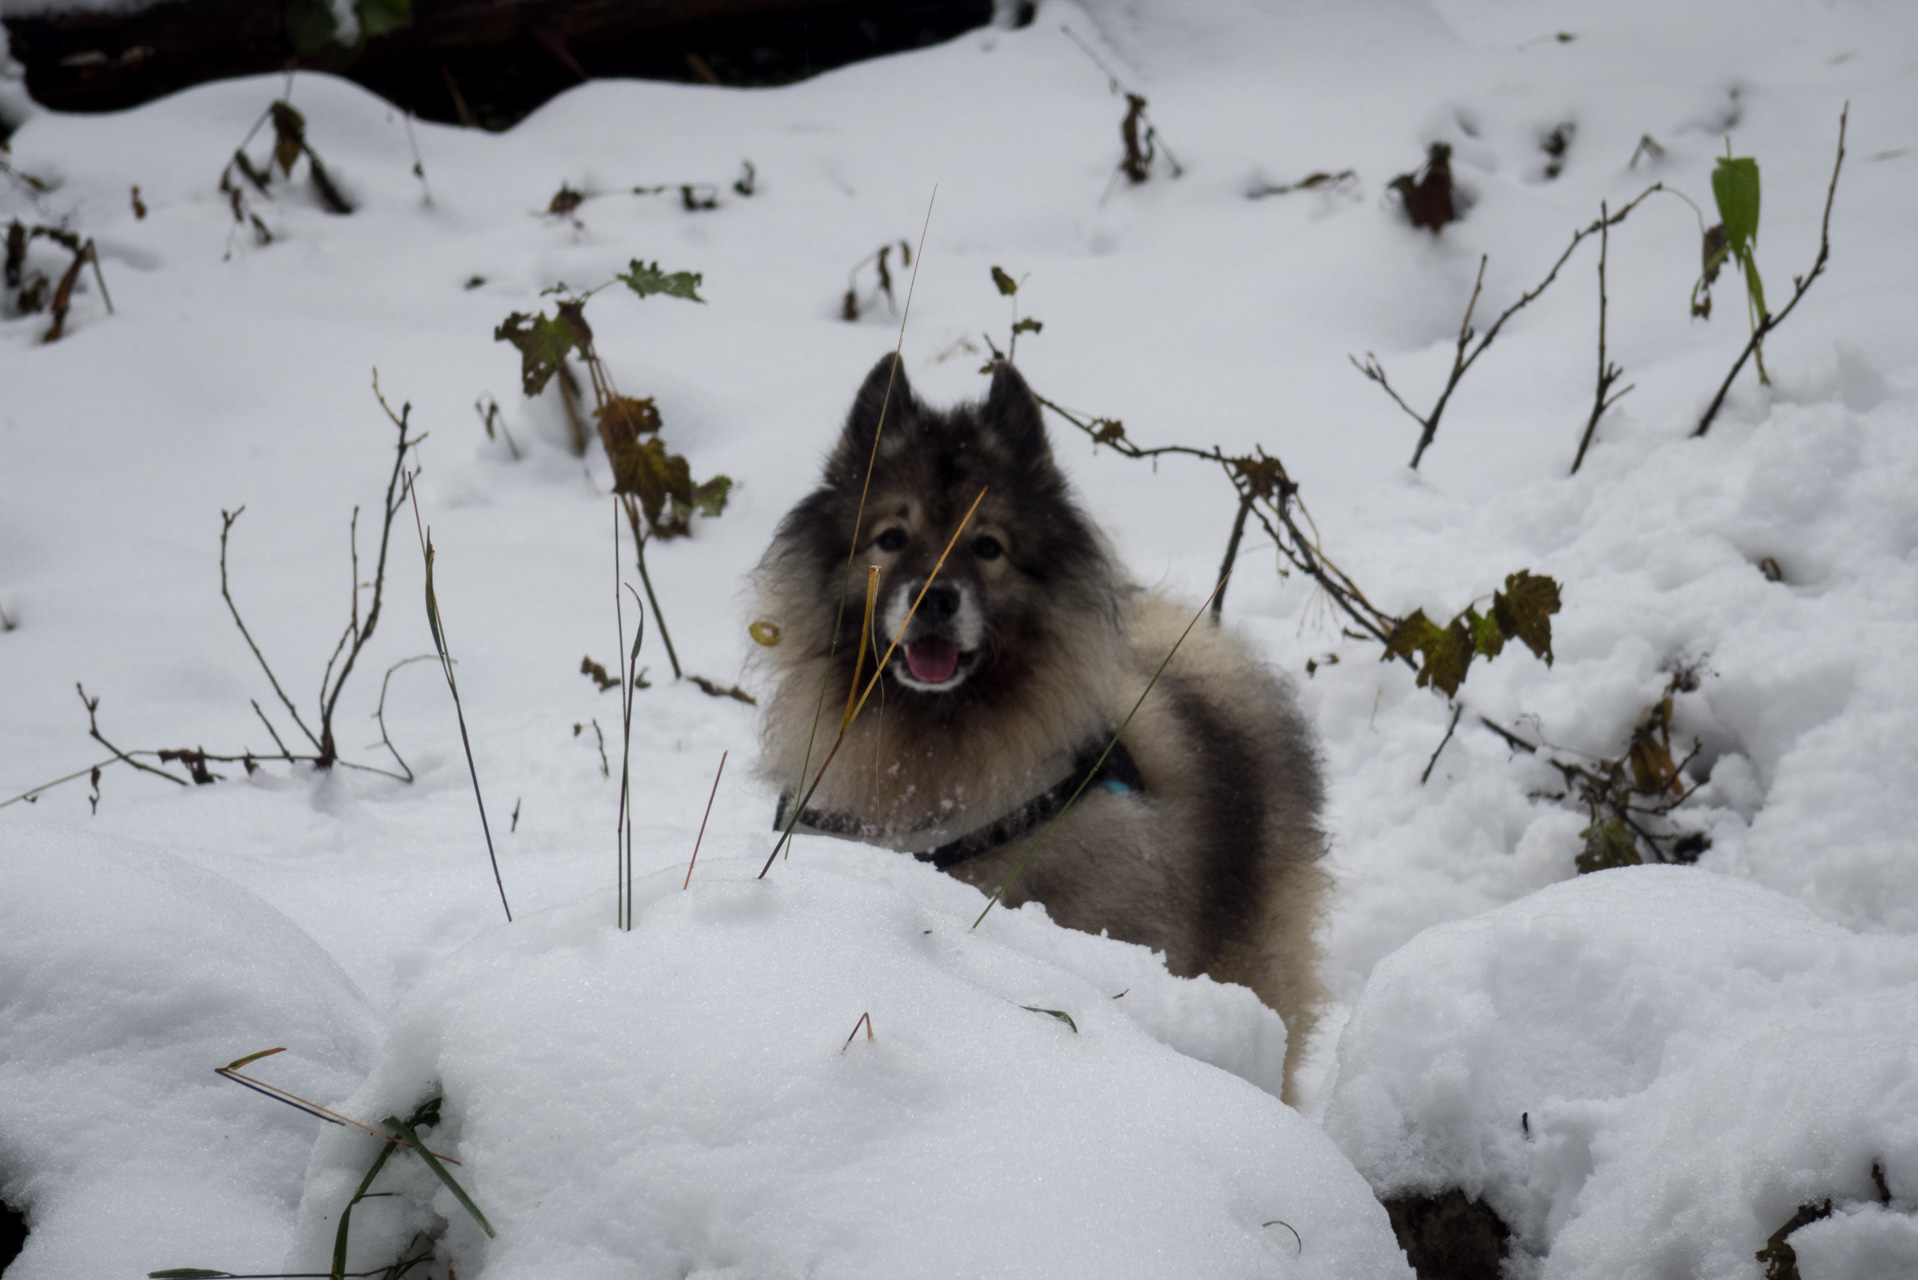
[773,738,1145,870]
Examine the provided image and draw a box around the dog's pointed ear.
[985,360,1051,464]
[836,353,916,466]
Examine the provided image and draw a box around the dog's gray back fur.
[755,355,1329,1100]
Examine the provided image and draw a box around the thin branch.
[221,507,322,752]
[1351,183,1665,469]
[1478,714,1539,754]
[322,372,424,763]
[76,683,189,786]
[1420,703,1464,784]
[369,654,435,783]
[683,750,727,890]
[0,755,120,810]
[1694,105,1847,437]
[1572,200,1635,474]
[1210,490,1256,619]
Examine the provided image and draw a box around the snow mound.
[290,849,1411,1279]
[0,828,380,1280]
[1321,866,1918,1279]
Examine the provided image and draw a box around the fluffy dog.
[755,355,1330,1100]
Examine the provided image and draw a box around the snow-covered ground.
[3,1,1915,1275]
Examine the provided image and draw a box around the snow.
[291,851,1405,1279]
[1321,867,1918,1279]
[2,0,1917,1275]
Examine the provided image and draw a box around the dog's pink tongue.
[905,635,959,683]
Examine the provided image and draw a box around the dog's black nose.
[921,582,961,621]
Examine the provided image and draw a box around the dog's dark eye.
[874,528,908,553]
[972,535,1003,561]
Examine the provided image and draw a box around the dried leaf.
[1011,317,1043,336]
[594,395,661,455]
[1627,696,1682,796]
[580,655,619,692]
[494,310,579,396]
[1701,223,1728,288]
[4,219,23,289]
[990,265,1018,296]
[1091,418,1126,445]
[269,101,306,177]
[548,184,584,216]
[612,436,693,533]
[617,259,705,303]
[1231,454,1289,501]
[1491,570,1560,665]
[1389,141,1456,233]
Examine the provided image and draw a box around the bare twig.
[0,756,119,810]
[1353,183,1665,468]
[326,373,426,764]
[221,506,323,752]
[76,683,189,786]
[1420,703,1464,784]
[683,750,727,889]
[369,654,436,783]
[1211,490,1255,619]
[1694,105,1848,438]
[1571,200,1635,474]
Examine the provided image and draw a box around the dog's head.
[768,354,1117,705]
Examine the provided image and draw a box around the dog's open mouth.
[898,635,976,689]
[906,635,959,683]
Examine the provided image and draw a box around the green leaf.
[1021,1005,1078,1032]
[422,542,444,656]
[148,1271,236,1278]
[990,265,1019,296]
[493,310,579,397]
[286,0,341,54]
[1575,818,1641,874]
[1384,609,1474,697]
[355,0,411,39]
[692,474,733,518]
[1711,155,1761,259]
[405,1094,443,1130]
[1011,317,1043,335]
[383,1115,496,1239]
[1420,620,1475,698]
[1465,607,1504,660]
[1383,609,1444,666]
[617,260,705,303]
[1491,570,1561,665]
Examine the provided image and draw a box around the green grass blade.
[382,1117,496,1239]
[332,1139,397,1280]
